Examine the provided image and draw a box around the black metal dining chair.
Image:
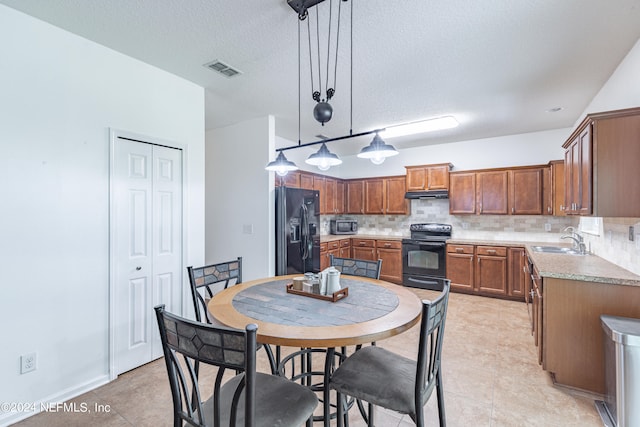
[187,257,242,323]
[330,280,451,427]
[187,257,277,374]
[155,305,318,427]
[329,255,382,280]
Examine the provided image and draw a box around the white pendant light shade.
[357,134,398,165]
[265,151,298,176]
[305,142,342,171]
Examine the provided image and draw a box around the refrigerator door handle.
[300,204,309,260]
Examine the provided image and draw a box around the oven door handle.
[407,277,442,285]
[405,240,446,248]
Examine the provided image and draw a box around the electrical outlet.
[21,353,36,374]
[544,223,551,232]
[630,226,635,241]
[462,222,469,230]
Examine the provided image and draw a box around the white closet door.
[113,137,182,374]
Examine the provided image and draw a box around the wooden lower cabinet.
[376,240,402,284]
[538,276,640,395]
[351,238,376,261]
[339,238,351,258]
[475,246,507,296]
[507,247,526,298]
[320,240,340,270]
[447,243,524,300]
[446,244,475,292]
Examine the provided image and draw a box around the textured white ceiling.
[3,0,640,156]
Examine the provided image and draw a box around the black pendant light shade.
[265,151,298,176]
[357,133,399,165]
[305,142,342,171]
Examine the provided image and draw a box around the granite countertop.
[446,238,640,287]
[321,234,406,243]
[524,245,640,287]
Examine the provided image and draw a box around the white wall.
[334,128,569,179]
[205,117,275,280]
[0,5,205,425]
[580,38,640,121]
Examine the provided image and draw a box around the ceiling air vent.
[204,60,242,78]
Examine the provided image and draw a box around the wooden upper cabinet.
[276,171,301,188]
[561,107,640,217]
[364,179,385,214]
[564,125,592,215]
[449,172,476,214]
[335,180,345,214]
[385,176,409,215]
[406,167,426,191]
[346,180,365,214]
[405,163,452,191]
[549,160,566,216]
[313,176,326,214]
[509,168,544,215]
[300,172,314,190]
[477,170,508,215]
[325,177,337,214]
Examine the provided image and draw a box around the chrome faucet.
[561,227,587,254]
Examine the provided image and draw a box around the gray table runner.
[232,278,400,327]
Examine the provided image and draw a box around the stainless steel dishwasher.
[596,315,640,427]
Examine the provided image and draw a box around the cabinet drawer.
[376,240,402,250]
[340,239,351,248]
[320,242,328,252]
[447,244,474,254]
[327,241,340,250]
[476,246,507,257]
[352,238,375,248]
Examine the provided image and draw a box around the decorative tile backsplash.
[322,199,640,275]
[323,199,576,240]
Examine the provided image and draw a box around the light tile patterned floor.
[13,289,603,426]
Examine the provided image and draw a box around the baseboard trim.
[0,374,111,427]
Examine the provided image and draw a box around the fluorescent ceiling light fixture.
[265,151,298,176]
[305,143,342,171]
[379,116,459,139]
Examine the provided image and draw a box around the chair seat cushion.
[330,346,422,416]
[201,372,318,426]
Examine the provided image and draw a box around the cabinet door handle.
[359,242,366,246]
[384,243,391,248]
[487,250,496,254]
[455,248,464,253]
[511,207,515,214]
[560,205,565,211]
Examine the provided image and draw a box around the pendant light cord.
[298,18,301,145]
[326,0,332,98]
[350,0,353,136]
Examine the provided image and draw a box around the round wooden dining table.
[207,274,422,426]
[207,274,423,348]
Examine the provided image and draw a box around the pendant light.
[357,133,399,165]
[305,142,342,171]
[265,151,298,176]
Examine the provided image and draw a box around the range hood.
[404,189,449,199]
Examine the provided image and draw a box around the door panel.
[114,137,183,374]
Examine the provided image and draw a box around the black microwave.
[330,219,358,235]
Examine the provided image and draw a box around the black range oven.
[402,223,452,291]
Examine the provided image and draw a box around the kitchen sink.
[531,245,584,255]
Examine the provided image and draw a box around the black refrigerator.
[276,186,321,275]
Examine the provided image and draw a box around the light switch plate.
[629,226,635,241]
